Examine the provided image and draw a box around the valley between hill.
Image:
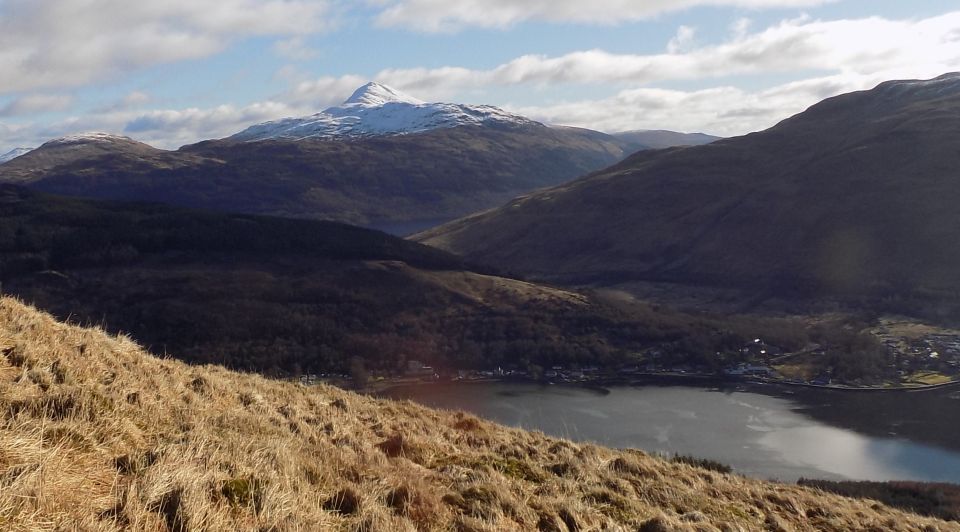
[2,185,918,388]
[419,74,960,323]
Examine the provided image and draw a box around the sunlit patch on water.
[387,382,960,482]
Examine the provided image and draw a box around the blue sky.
[1,0,959,152]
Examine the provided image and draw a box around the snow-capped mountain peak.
[229,83,538,142]
[0,147,34,164]
[343,82,425,107]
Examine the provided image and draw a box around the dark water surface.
[384,381,960,482]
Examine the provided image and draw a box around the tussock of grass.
[670,454,734,474]
[0,297,957,531]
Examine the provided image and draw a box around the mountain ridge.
[230,82,537,142]
[611,129,720,150]
[0,147,33,163]
[0,132,197,184]
[0,84,723,231]
[0,124,630,230]
[417,73,960,320]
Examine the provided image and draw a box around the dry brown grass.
[0,296,956,531]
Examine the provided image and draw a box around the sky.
[1,0,960,153]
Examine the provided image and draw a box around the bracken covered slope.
[0,298,955,531]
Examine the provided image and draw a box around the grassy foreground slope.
[0,298,955,531]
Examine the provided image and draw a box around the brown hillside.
[418,73,960,320]
[0,124,629,230]
[0,297,956,531]
[6,185,866,381]
[0,135,201,183]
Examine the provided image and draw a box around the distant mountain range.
[418,73,960,320]
[0,133,202,183]
[611,129,719,150]
[230,82,719,147]
[0,84,715,233]
[0,147,32,164]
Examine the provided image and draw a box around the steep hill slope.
[182,123,627,231]
[0,297,954,531]
[1,186,838,378]
[419,73,960,319]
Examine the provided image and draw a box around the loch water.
[385,380,960,482]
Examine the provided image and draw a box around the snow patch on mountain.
[43,132,138,146]
[875,72,960,100]
[343,82,425,107]
[0,147,33,164]
[230,82,538,142]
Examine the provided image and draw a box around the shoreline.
[365,372,960,396]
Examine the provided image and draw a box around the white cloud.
[0,94,74,117]
[274,11,960,137]
[667,26,697,54]
[372,0,833,32]
[287,75,373,107]
[0,0,335,95]
[120,101,300,147]
[4,10,960,153]
[731,17,753,39]
[92,91,153,114]
[0,99,308,152]
[273,36,320,61]
[0,121,31,148]
[121,91,152,108]
[505,73,887,136]
[294,12,960,103]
